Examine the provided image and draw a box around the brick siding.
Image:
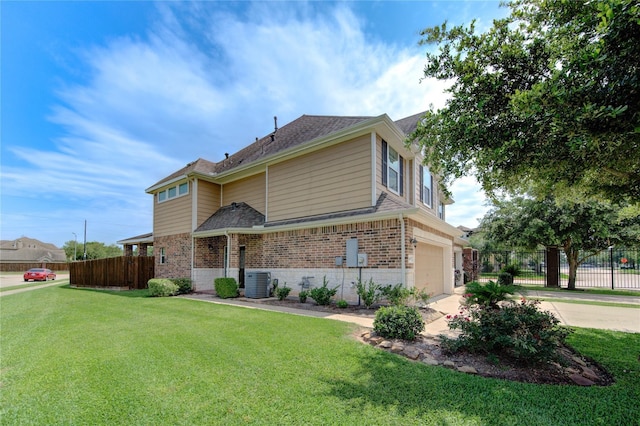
[154,233,192,278]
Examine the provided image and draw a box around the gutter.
[191,207,419,239]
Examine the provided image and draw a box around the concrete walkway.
[184,286,640,334]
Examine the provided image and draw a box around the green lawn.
[1,284,639,425]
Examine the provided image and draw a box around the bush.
[441,299,572,364]
[501,263,521,277]
[355,278,381,309]
[276,285,291,301]
[336,299,349,308]
[171,278,192,295]
[298,290,309,303]
[497,271,514,286]
[464,280,515,308]
[380,284,431,307]
[148,278,179,297]
[380,283,412,306]
[214,278,238,299]
[373,306,425,341]
[309,276,338,306]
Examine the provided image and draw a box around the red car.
[23,268,56,282]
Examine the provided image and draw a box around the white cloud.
[1,1,488,246]
[446,175,491,228]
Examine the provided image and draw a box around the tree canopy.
[480,196,639,288]
[411,0,640,201]
[63,241,123,260]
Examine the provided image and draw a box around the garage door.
[414,243,444,296]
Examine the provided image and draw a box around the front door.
[239,246,246,288]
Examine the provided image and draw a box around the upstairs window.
[438,202,445,219]
[157,182,189,203]
[420,165,433,208]
[382,140,404,195]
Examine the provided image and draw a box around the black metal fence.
[479,248,640,290]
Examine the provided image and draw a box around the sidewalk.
[184,286,640,334]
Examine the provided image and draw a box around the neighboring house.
[143,112,467,300]
[0,237,67,263]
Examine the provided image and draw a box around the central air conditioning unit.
[244,272,271,298]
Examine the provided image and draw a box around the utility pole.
[83,220,87,260]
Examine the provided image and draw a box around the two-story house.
[143,112,466,301]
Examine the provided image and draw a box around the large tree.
[63,241,123,261]
[411,0,640,201]
[481,197,639,289]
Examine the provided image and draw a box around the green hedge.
[214,278,238,299]
[171,278,192,295]
[148,278,179,297]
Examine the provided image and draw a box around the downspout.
[224,230,231,278]
[400,213,406,287]
[191,178,197,285]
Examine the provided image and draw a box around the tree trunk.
[565,248,579,290]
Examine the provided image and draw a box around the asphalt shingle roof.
[195,202,265,232]
[150,112,424,190]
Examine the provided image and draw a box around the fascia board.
[192,207,420,239]
[408,209,466,239]
[117,236,154,245]
[145,175,188,193]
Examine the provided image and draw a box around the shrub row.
[148,278,192,297]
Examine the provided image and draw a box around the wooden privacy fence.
[69,256,155,289]
[0,262,69,272]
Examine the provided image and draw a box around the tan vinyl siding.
[197,180,221,227]
[222,172,266,213]
[268,135,371,222]
[153,190,192,237]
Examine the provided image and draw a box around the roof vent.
[225,153,229,159]
[231,202,238,211]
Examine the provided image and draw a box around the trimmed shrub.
[355,278,381,309]
[214,278,238,299]
[171,278,192,295]
[441,299,572,364]
[276,285,291,301]
[298,290,309,303]
[373,306,425,341]
[336,299,349,308]
[148,278,179,297]
[309,276,338,306]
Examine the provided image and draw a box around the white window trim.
[422,166,433,208]
[160,248,166,264]
[387,145,400,195]
[157,182,189,203]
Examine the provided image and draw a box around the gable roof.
[394,111,426,135]
[148,112,421,191]
[195,202,265,232]
[148,158,216,190]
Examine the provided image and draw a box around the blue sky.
[1,1,508,248]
